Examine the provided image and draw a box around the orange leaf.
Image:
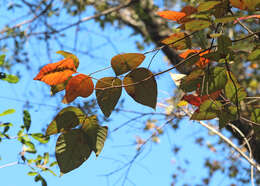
[229,0,247,10]
[234,14,260,24]
[62,74,94,104]
[157,11,186,21]
[34,58,77,85]
[179,49,211,68]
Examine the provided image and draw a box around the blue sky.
[0,1,253,186]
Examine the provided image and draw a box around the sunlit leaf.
[225,79,246,104]
[33,58,77,86]
[62,74,94,104]
[185,20,211,32]
[123,68,157,109]
[111,53,145,76]
[56,50,79,68]
[31,133,49,144]
[46,106,86,136]
[95,77,122,117]
[198,1,221,12]
[50,76,72,96]
[24,141,36,153]
[82,116,108,157]
[23,110,31,132]
[157,10,186,21]
[0,109,15,116]
[55,129,91,174]
[161,32,191,50]
[2,74,19,83]
[169,73,186,87]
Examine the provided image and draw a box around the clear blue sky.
[0,1,252,186]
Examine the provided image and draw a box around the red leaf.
[182,94,202,106]
[182,90,221,107]
[62,74,94,104]
[34,58,77,85]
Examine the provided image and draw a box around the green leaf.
[215,16,238,23]
[27,171,38,176]
[111,53,145,76]
[199,100,222,112]
[180,69,204,92]
[185,20,211,32]
[56,50,79,68]
[0,109,15,116]
[217,106,238,129]
[248,49,260,61]
[82,117,108,157]
[251,109,260,123]
[198,1,221,12]
[31,133,50,144]
[2,74,19,83]
[0,54,6,65]
[225,79,246,104]
[55,129,91,174]
[251,109,260,139]
[24,141,36,153]
[46,106,86,136]
[191,109,217,120]
[217,35,232,57]
[43,152,49,165]
[123,68,157,109]
[201,67,227,95]
[96,77,122,117]
[23,110,31,132]
[34,174,47,186]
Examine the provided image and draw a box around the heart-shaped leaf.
[46,106,86,136]
[55,129,91,174]
[81,116,108,157]
[95,77,122,117]
[62,74,94,104]
[123,68,157,109]
[111,53,145,76]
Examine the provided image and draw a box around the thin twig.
[181,108,260,172]
[0,161,18,169]
[228,123,255,186]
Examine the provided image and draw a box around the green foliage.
[55,129,92,174]
[46,106,86,135]
[0,109,15,116]
[23,110,31,132]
